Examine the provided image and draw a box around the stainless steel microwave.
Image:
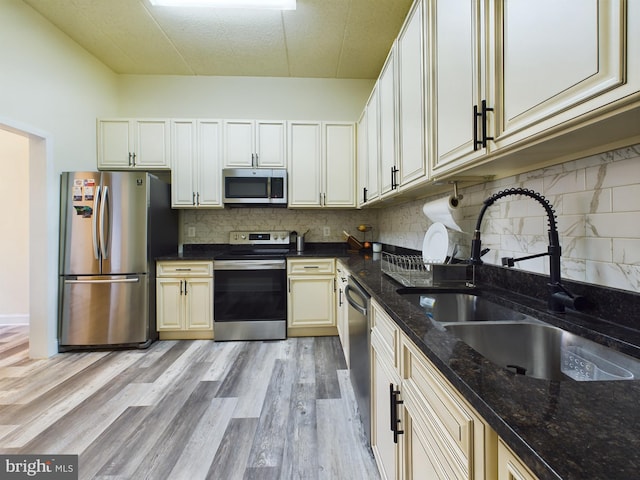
[223,168,287,206]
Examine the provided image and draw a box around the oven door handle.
[214,259,286,270]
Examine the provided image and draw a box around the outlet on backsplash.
[323,226,331,237]
[187,227,196,237]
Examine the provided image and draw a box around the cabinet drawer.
[287,258,335,275]
[157,261,213,277]
[371,300,398,368]
[402,338,474,478]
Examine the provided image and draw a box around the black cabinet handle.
[180,279,183,295]
[474,99,494,150]
[389,383,404,444]
[363,187,368,203]
[128,152,133,166]
[392,166,399,189]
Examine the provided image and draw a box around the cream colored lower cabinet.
[371,301,401,479]
[156,261,213,340]
[498,439,539,480]
[287,258,337,337]
[370,298,498,480]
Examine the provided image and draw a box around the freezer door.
[59,172,102,275]
[101,172,148,274]
[59,275,149,346]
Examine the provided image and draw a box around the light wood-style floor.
[0,325,380,480]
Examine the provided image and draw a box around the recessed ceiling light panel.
[149,0,296,9]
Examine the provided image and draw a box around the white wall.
[117,75,373,120]
[0,0,119,172]
[0,0,119,357]
[0,130,29,323]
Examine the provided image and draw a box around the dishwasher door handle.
[345,284,368,316]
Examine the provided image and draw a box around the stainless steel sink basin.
[444,321,640,381]
[400,292,530,323]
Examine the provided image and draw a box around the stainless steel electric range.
[213,231,290,341]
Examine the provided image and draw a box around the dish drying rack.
[381,252,438,287]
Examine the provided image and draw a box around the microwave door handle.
[267,176,272,199]
[99,185,110,259]
[92,185,101,260]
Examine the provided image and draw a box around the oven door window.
[214,269,286,321]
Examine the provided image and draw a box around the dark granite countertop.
[156,242,352,261]
[342,253,640,480]
[159,243,640,479]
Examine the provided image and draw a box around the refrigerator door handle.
[99,185,110,259]
[92,185,101,260]
[64,277,140,285]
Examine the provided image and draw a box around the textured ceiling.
[22,0,413,79]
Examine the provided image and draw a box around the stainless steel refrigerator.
[58,171,178,351]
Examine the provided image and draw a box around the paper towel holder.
[431,175,495,206]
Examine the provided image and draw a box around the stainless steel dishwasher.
[345,275,371,444]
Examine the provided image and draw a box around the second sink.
[445,321,639,382]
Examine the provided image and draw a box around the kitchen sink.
[397,289,640,381]
[444,321,640,381]
[399,291,530,323]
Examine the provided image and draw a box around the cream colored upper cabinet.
[223,120,286,168]
[379,47,399,198]
[324,122,356,207]
[430,0,490,176]
[366,85,380,203]
[431,0,638,177]
[288,121,322,207]
[98,119,170,170]
[357,110,368,207]
[397,0,428,188]
[494,0,635,148]
[171,120,223,208]
[288,121,355,208]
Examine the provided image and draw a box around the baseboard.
[0,314,29,325]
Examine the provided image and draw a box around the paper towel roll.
[422,196,463,231]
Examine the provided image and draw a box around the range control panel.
[229,231,290,245]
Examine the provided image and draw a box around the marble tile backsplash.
[378,143,640,292]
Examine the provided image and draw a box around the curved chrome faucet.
[469,188,586,313]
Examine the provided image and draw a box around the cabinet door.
[379,48,398,197]
[184,277,213,330]
[496,0,626,146]
[171,120,197,207]
[432,0,487,173]
[324,122,356,207]
[197,120,223,207]
[402,403,457,480]
[255,121,286,168]
[356,110,368,206]
[156,278,183,330]
[134,120,170,169]
[365,86,380,202]
[397,0,427,187]
[288,122,322,207]
[371,336,401,480]
[224,120,254,167]
[498,439,538,480]
[287,275,335,328]
[97,119,132,169]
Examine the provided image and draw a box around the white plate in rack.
[422,222,449,264]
